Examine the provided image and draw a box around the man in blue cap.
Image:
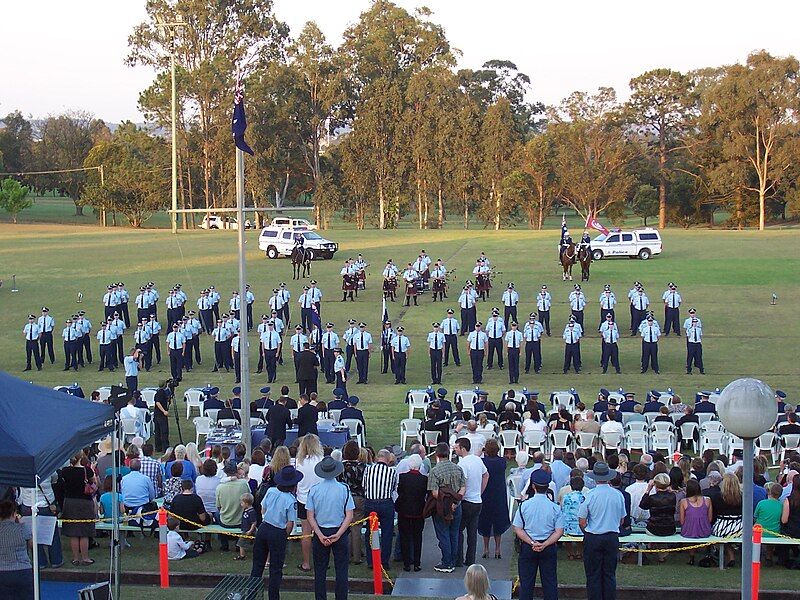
[513,468,563,600]
[643,391,663,414]
[618,392,639,413]
[593,389,610,414]
[776,391,787,414]
[328,388,347,411]
[202,387,225,412]
[340,396,365,434]
[254,387,273,411]
[694,391,717,415]
[579,462,627,600]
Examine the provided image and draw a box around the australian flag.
[311,303,322,330]
[382,296,389,324]
[232,76,254,156]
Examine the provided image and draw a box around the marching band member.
[402,263,419,307]
[430,259,448,302]
[380,320,396,375]
[383,260,399,302]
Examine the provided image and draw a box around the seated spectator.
[498,403,521,430]
[550,409,573,432]
[195,460,221,523]
[627,464,651,527]
[778,412,800,436]
[561,476,586,559]
[217,400,241,424]
[654,406,673,423]
[456,564,494,600]
[120,459,156,514]
[668,394,685,414]
[625,405,647,424]
[574,411,600,435]
[163,462,184,506]
[165,445,197,483]
[521,409,547,434]
[599,416,623,437]
[170,480,209,532]
[98,476,124,524]
[609,474,632,536]
[600,407,622,423]
[755,483,783,564]
[166,517,203,560]
[679,479,713,564]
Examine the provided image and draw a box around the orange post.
[369,512,383,595]
[752,524,762,600]
[158,508,169,588]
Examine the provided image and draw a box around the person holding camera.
[154,380,172,452]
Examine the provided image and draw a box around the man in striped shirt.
[363,449,398,570]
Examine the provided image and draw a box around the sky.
[2,0,799,123]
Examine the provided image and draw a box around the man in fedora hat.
[251,465,304,599]
[513,469,564,600]
[306,457,354,600]
[578,462,627,600]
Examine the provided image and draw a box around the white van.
[591,228,663,260]
[258,227,338,260]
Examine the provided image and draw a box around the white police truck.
[591,228,663,260]
[258,226,338,260]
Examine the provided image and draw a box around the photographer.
[153,380,173,452]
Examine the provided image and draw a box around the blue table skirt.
[206,425,349,453]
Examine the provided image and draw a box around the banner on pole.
[585,211,610,236]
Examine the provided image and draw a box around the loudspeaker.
[109,385,131,412]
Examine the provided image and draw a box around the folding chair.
[500,430,521,455]
[400,418,422,449]
[407,390,430,419]
[193,416,212,445]
[548,430,574,460]
[651,431,675,456]
[184,388,204,419]
[342,418,365,446]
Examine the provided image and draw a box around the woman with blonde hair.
[184,442,204,470]
[456,563,497,600]
[265,446,291,487]
[295,434,323,571]
[711,473,743,567]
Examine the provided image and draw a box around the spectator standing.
[0,499,34,599]
[395,454,428,572]
[296,434,324,572]
[59,453,96,566]
[561,476,587,560]
[478,439,511,560]
[363,449,398,570]
[338,441,367,564]
[455,438,489,567]
[427,442,467,573]
[236,493,258,561]
[18,473,63,569]
[780,484,800,567]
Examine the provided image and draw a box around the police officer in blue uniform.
[391,326,411,385]
[38,307,56,365]
[23,315,42,371]
[427,322,445,385]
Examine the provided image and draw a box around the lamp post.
[716,378,776,600]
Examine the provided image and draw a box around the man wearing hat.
[165,323,186,382]
[599,284,616,328]
[38,307,56,365]
[123,348,143,392]
[251,465,303,598]
[593,389,610,414]
[485,308,506,370]
[103,284,119,321]
[458,284,477,335]
[145,313,161,366]
[512,468,564,600]
[333,348,348,400]
[629,285,649,335]
[619,391,639,413]
[23,314,42,371]
[599,313,621,374]
[342,319,358,372]
[76,311,93,367]
[211,319,230,372]
[578,462,627,600]
[568,284,587,327]
[318,323,339,384]
[96,321,116,372]
[298,285,315,333]
[116,283,131,328]
[502,283,519,328]
[308,280,323,315]
[353,322,373,384]
[244,283,255,331]
[196,289,213,334]
[380,320,396,375]
[505,321,523,384]
[775,390,788,414]
[391,326,411,385]
[694,391,717,415]
[683,308,704,374]
[296,342,320,396]
[109,311,126,364]
[165,289,181,332]
[185,311,202,365]
[639,312,661,374]
[290,325,309,381]
[643,391,662,414]
[340,395,365,433]
[427,322,446,385]
[306,457,354,600]
[261,320,282,384]
[134,286,151,324]
[467,322,489,384]
[256,315,270,373]
[441,309,461,366]
[523,312,545,374]
[662,282,682,336]
[536,285,552,336]
[562,316,583,374]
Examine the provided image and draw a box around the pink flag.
[585,211,610,236]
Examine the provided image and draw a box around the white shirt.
[485,317,505,339]
[261,330,281,350]
[391,335,410,353]
[639,320,661,342]
[684,317,703,342]
[464,432,485,456]
[523,321,544,342]
[631,293,649,310]
[268,295,285,311]
[568,291,586,311]
[458,453,488,503]
[458,292,476,309]
[23,323,40,340]
[37,315,55,333]
[662,290,682,308]
[290,333,308,352]
[505,329,523,348]
[600,420,624,435]
[124,356,139,377]
[166,331,186,349]
[599,321,619,343]
[562,324,583,344]
[354,331,373,351]
[167,530,194,560]
[599,292,617,309]
[296,455,323,504]
[321,331,339,350]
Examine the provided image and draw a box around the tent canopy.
[0,372,114,487]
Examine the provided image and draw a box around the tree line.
[1,0,798,230]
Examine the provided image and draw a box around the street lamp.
[155,14,184,234]
[716,378,776,600]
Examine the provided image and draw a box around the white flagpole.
[381,296,386,324]
[237,147,252,456]
[32,476,40,600]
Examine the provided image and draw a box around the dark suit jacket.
[267,404,293,442]
[593,400,609,413]
[217,407,240,423]
[296,403,319,437]
[643,401,663,414]
[340,406,365,430]
[694,401,716,414]
[619,400,639,413]
[395,471,428,518]
[297,350,320,381]
[204,398,225,411]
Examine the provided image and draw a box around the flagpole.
[236,148,252,456]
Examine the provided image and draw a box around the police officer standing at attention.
[134,319,152,371]
[298,285,314,333]
[598,284,616,329]
[684,308,704,374]
[380,320,396,375]
[76,311,93,366]
[639,312,661,374]
[211,319,230,372]
[256,315,270,373]
[231,329,242,384]
[662,282,682,336]
[103,284,118,321]
[62,318,79,371]
[306,456,355,600]
[467,322,488,384]
[261,320,282,384]
[523,313,544,374]
[485,308,506,370]
[229,290,241,321]
[166,323,186,382]
[245,284,255,331]
[569,284,587,327]
[513,469,564,600]
[185,310,202,366]
[537,285,552,336]
[96,320,116,372]
[354,322,373,384]
[599,313,621,374]
[505,321,523,384]
[165,289,181,331]
[135,286,150,323]
[117,283,131,327]
[458,285,477,335]
[23,314,42,371]
[502,283,519,328]
[428,322,445,385]
[391,326,411,385]
[146,314,162,365]
[38,307,56,365]
[630,285,649,335]
[563,316,582,374]
[441,308,460,367]
[290,325,308,382]
[197,289,213,334]
[110,311,126,364]
[320,323,339,384]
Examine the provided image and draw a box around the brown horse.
[291,246,311,280]
[578,246,592,282]
[561,243,576,281]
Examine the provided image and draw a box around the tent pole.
[111,423,121,600]
[32,476,40,600]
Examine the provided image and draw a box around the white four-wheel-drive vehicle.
[258,226,338,260]
[591,228,663,260]
[269,216,317,230]
[199,214,252,230]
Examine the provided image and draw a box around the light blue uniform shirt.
[512,493,564,540]
[427,331,445,350]
[261,487,298,529]
[166,331,186,349]
[124,356,139,377]
[392,335,411,353]
[639,320,661,342]
[334,355,346,373]
[467,330,488,350]
[505,330,523,348]
[441,317,459,336]
[96,328,114,345]
[577,483,626,534]
[563,323,583,343]
[305,478,354,528]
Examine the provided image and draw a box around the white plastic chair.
[551,392,576,411]
[500,430,521,455]
[423,430,441,452]
[140,388,157,409]
[700,431,726,456]
[522,430,546,457]
[625,422,647,433]
[455,390,478,413]
[479,428,498,441]
[658,394,673,406]
[250,417,265,428]
[726,434,744,462]
[119,418,139,444]
[651,431,675,456]
[780,434,800,463]
[644,414,658,427]
[184,388,204,419]
[96,386,112,403]
[204,408,220,423]
[407,391,429,419]
[193,416,212,445]
[400,419,421,449]
[701,420,724,433]
[317,418,335,429]
[217,419,238,428]
[600,431,622,457]
[576,432,598,453]
[679,423,699,451]
[669,413,682,424]
[755,432,778,464]
[608,392,625,405]
[548,430,574,459]
[135,408,152,440]
[625,431,649,455]
[696,413,716,426]
[289,409,299,421]
[329,409,342,424]
[341,418,365,446]
[651,421,675,434]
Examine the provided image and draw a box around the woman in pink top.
[679,479,713,565]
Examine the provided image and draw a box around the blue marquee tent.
[0,371,114,487]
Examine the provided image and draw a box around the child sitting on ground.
[235,493,258,561]
[167,517,203,560]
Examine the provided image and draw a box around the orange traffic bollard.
[369,512,383,595]
[158,508,169,588]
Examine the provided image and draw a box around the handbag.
[83,468,98,497]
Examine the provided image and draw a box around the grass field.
[2,219,799,593]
